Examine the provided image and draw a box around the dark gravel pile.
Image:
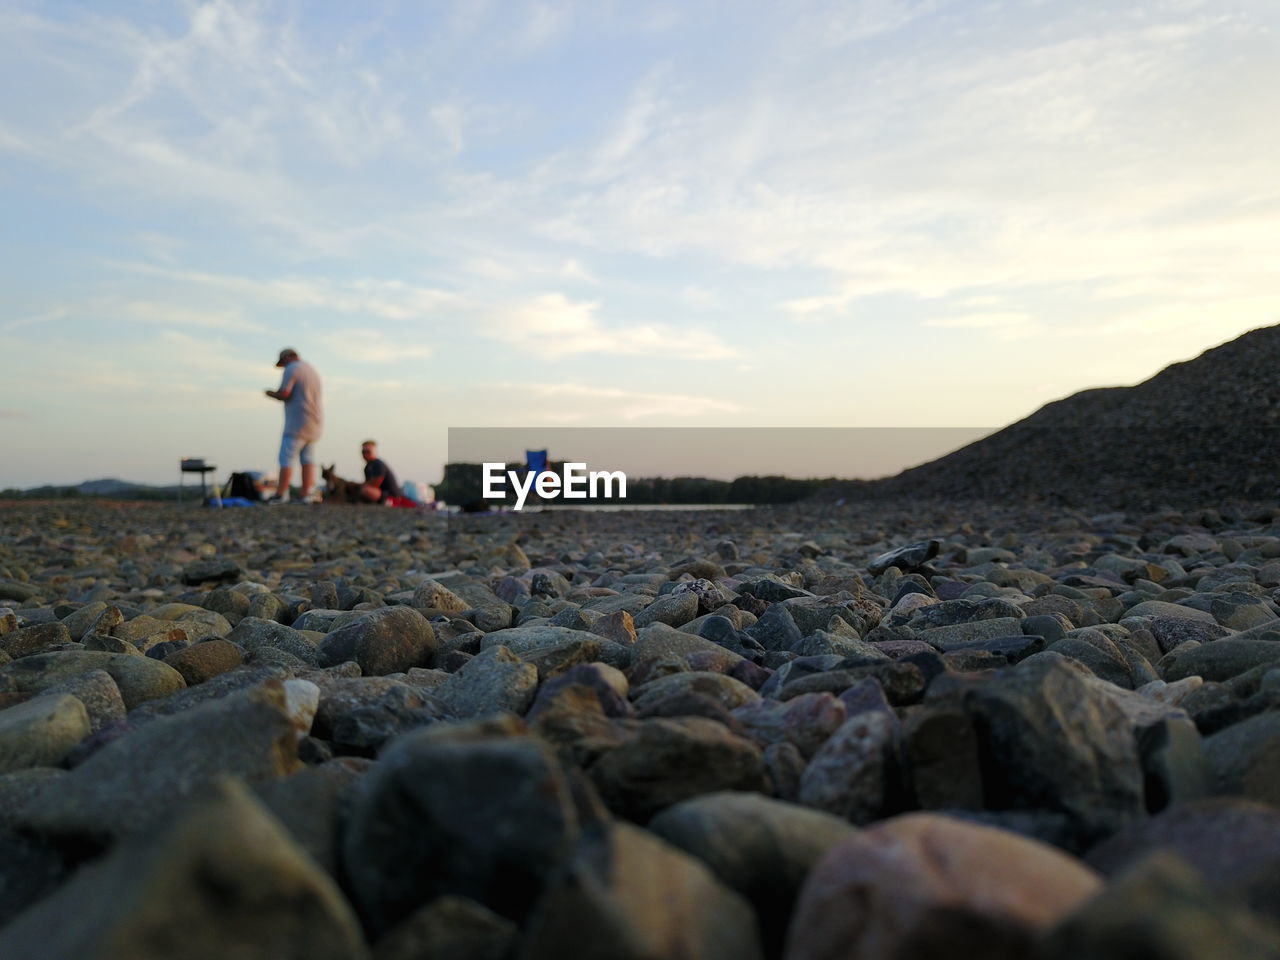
[863,324,1280,506]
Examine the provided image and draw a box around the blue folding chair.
[526,450,548,479]
[524,450,549,506]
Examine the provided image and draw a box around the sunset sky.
[2,0,1278,489]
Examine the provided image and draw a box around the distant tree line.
[0,486,183,501]
[433,462,835,508]
[3,466,845,506]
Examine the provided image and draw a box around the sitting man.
[360,440,402,503]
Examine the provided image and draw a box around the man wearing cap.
[264,348,323,503]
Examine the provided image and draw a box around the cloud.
[152,329,264,382]
[0,328,265,410]
[589,67,668,180]
[800,0,937,48]
[922,311,1041,342]
[512,3,572,52]
[1074,295,1280,342]
[105,263,740,363]
[316,330,432,365]
[113,262,460,322]
[0,119,46,157]
[11,0,1271,316]
[429,103,466,155]
[923,312,1033,329]
[487,4,1280,326]
[780,292,855,322]
[0,409,29,419]
[106,263,738,362]
[513,382,743,421]
[494,293,737,358]
[560,259,601,285]
[132,232,188,264]
[122,300,264,333]
[680,285,720,308]
[1,2,413,255]
[3,307,71,333]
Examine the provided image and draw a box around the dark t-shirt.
[364,458,401,501]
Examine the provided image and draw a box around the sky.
[2,0,1278,490]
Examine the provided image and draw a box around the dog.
[321,465,363,503]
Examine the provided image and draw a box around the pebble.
[316,606,438,674]
[798,709,901,823]
[163,637,246,684]
[0,779,365,960]
[431,645,538,718]
[1046,852,1280,960]
[588,716,768,821]
[523,820,763,960]
[1203,711,1280,805]
[787,813,1101,960]
[15,679,301,844]
[0,650,185,709]
[0,694,91,773]
[343,720,578,933]
[40,669,125,733]
[649,791,856,957]
[1087,797,1280,924]
[373,895,517,960]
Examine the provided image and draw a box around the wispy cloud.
[511,3,572,52]
[799,0,937,48]
[923,311,1041,342]
[429,103,466,155]
[589,67,669,180]
[680,285,720,308]
[494,293,737,359]
[122,300,264,332]
[0,119,46,157]
[560,259,601,285]
[509,382,743,421]
[924,312,1033,329]
[3,2,411,255]
[316,329,431,364]
[495,5,1279,324]
[0,328,265,405]
[779,292,856,322]
[111,262,460,321]
[4,307,71,333]
[101,263,736,362]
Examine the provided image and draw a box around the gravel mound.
[863,324,1280,506]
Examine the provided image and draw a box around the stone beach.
[1,497,1279,958]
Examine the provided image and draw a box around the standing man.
[360,440,402,503]
[264,347,323,503]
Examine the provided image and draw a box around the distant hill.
[852,324,1280,506]
[2,478,186,500]
[78,478,149,495]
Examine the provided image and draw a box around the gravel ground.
[1,498,1278,959]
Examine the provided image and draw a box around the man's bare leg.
[276,466,293,499]
[301,463,317,497]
